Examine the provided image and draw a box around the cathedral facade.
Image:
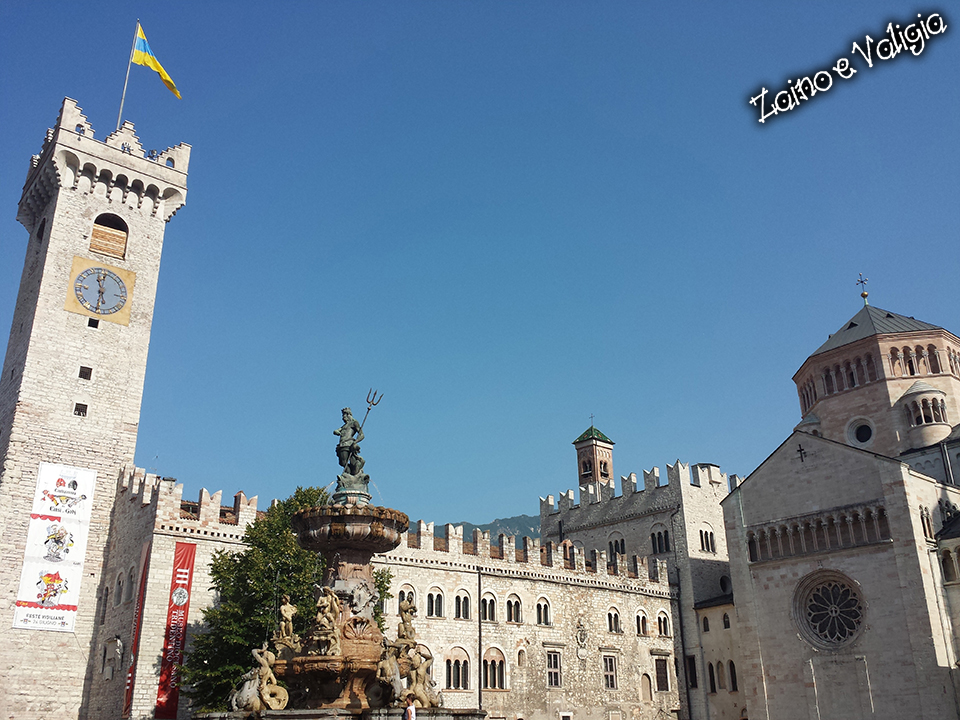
[724,303,960,720]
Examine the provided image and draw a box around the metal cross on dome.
[857,273,869,305]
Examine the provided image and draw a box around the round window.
[846,418,875,447]
[794,571,865,650]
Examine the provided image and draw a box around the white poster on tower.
[12,462,97,632]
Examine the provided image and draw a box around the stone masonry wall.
[724,433,960,720]
[540,461,741,720]
[0,99,189,720]
[375,522,681,720]
[83,467,256,720]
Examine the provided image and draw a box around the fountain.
[209,397,484,720]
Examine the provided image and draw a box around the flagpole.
[116,20,140,131]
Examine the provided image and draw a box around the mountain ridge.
[439,513,540,539]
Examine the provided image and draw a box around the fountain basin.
[291,504,409,556]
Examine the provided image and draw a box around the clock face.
[74,267,127,315]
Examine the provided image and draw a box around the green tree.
[372,567,393,632]
[180,486,326,710]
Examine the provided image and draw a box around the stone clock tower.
[0,99,189,717]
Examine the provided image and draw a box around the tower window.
[88,318,100,329]
[79,366,93,380]
[74,403,88,417]
[686,656,698,688]
[90,214,128,259]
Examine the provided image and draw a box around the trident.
[359,389,382,430]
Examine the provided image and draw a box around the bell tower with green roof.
[573,425,615,494]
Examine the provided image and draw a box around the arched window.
[658,613,670,636]
[701,525,716,553]
[398,587,415,607]
[427,589,444,617]
[651,525,670,554]
[90,213,129,259]
[517,648,525,667]
[637,612,648,635]
[114,574,123,606]
[607,608,621,633]
[906,347,917,376]
[445,647,470,690]
[481,594,497,622]
[641,673,653,701]
[702,616,710,632]
[722,613,730,629]
[536,598,551,625]
[482,648,506,689]
[729,661,738,692]
[844,361,857,388]
[125,567,136,602]
[455,591,471,619]
[716,662,726,690]
[607,533,625,559]
[708,663,717,693]
[506,595,522,623]
[942,551,958,582]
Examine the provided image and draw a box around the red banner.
[155,542,196,719]
[122,541,151,718]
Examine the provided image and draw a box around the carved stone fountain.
[267,401,411,709]
[215,400,483,720]
[281,502,409,708]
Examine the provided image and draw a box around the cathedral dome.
[793,303,960,459]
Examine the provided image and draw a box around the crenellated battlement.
[539,459,740,554]
[17,98,189,231]
[540,460,739,516]
[115,465,259,538]
[383,519,672,591]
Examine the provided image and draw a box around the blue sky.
[1,3,957,527]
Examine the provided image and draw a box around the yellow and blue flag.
[132,23,181,99]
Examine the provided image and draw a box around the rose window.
[794,571,865,649]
